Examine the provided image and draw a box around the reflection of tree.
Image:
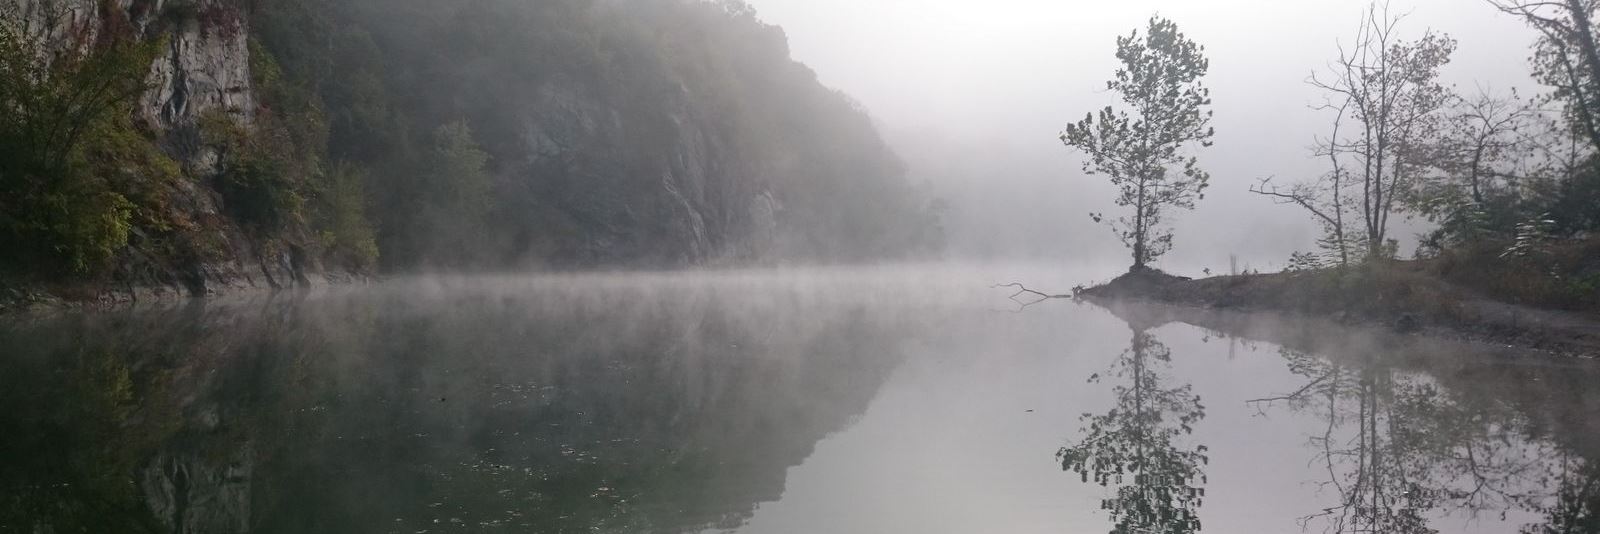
[1058,325,1208,534]
[1522,454,1600,534]
[1253,347,1564,534]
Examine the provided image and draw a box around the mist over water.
[749,0,1539,269]
[4,0,1600,531]
[3,267,1595,532]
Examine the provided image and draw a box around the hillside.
[0,0,943,300]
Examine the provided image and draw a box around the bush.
[0,16,168,276]
[314,163,379,270]
[217,153,301,234]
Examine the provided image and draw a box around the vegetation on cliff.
[0,0,944,294]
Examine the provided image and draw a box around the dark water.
[1,268,1596,533]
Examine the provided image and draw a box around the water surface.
[1,267,1596,533]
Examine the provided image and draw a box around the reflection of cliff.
[0,286,914,533]
[1058,321,1208,534]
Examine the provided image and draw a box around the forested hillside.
[0,0,943,295]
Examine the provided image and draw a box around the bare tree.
[1293,3,1456,261]
[1251,100,1355,266]
[1061,16,1214,271]
[1445,88,1539,205]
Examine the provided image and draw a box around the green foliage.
[218,151,301,234]
[1062,17,1214,269]
[0,8,170,276]
[246,0,940,269]
[9,0,942,281]
[314,163,379,270]
[401,121,493,267]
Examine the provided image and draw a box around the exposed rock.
[6,0,324,298]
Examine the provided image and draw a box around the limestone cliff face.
[9,0,318,296]
[10,0,255,131]
[517,81,780,266]
[5,0,936,294]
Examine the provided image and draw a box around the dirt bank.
[1078,264,1600,358]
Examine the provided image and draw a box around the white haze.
[745,0,1539,274]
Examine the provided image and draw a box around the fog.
[748,0,1539,273]
[10,2,1600,531]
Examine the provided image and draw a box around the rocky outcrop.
[3,0,940,301]
[7,0,323,297]
[517,81,771,265]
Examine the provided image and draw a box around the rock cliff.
[1,0,943,299]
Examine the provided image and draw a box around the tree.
[0,1,167,274]
[1411,88,1546,249]
[1251,99,1357,266]
[1487,0,1600,236]
[1277,4,1456,262]
[410,120,492,267]
[1489,0,1600,154]
[1062,17,1214,271]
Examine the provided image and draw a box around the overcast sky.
[743,0,1543,273]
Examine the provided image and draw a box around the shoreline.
[1077,265,1600,359]
[0,271,372,317]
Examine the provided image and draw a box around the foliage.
[0,3,170,275]
[1059,326,1208,534]
[1311,4,1457,260]
[1062,17,1214,269]
[1502,213,1561,258]
[1490,0,1600,154]
[1285,251,1324,272]
[313,162,379,270]
[399,121,493,267]
[2,0,941,285]
[246,0,942,270]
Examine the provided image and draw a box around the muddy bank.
[1078,265,1600,358]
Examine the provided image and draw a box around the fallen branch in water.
[992,282,1074,311]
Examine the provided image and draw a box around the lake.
[1,266,1596,533]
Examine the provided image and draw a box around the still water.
[1,266,1596,533]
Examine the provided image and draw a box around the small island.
[1046,9,1600,358]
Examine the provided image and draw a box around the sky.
[743,0,1543,273]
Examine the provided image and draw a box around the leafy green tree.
[314,162,380,270]
[388,120,494,267]
[0,3,168,274]
[1062,16,1214,270]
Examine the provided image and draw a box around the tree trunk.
[1565,0,1600,153]
[1133,177,1149,269]
[1470,145,1486,204]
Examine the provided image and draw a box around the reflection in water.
[1530,459,1600,533]
[1249,343,1597,534]
[5,276,1600,533]
[1058,321,1208,534]
[0,282,916,532]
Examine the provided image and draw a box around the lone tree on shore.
[1062,16,1215,271]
